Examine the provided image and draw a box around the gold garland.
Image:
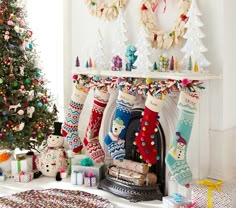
[85,0,127,20]
[140,0,191,49]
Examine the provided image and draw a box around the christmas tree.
[181,0,210,72]
[94,29,107,69]
[112,9,128,70]
[0,0,57,150]
[135,25,152,71]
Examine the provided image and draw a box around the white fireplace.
[78,83,212,195]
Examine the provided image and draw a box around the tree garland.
[85,0,127,20]
[140,0,191,49]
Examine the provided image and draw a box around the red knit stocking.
[134,93,164,166]
[83,89,109,163]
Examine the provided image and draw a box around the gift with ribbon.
[60,168,67,179]
[163,193,192,208]
[0,171,6,182]
[11,157,33,176]
[71,170,84,185]
[14,171,33,183]
[191,179,236,208]
[84,172,96,187]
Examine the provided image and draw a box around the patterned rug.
[0,188,114,208]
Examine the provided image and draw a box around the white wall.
[68,0,236,180]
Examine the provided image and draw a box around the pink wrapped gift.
[14,171,33,183]
[84,172,96,187]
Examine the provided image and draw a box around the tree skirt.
[0,188,114,208]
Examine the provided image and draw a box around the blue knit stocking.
[165,91,199,187]
[104,90,135,160]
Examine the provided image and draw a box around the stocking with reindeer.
[83,88,110,163]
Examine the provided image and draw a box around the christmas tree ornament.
[153,62,158,71]
[111,55,122,71]
[135,26,152,71]
[165,88,200,187]
[75,56,80,67]
[85,0,127,21]
[181,0,210,71]
[125,45,137,71]
[140,0,191,49]
[104,90,136,160]
[83,88,109,163]
[62,85,88,153]
[134,93,164,165]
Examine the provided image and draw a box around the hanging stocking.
[165,91,200,187]
[134,93,164,166]
[62,85,88,153]
[83,88,110,163]
[104,90,136,160]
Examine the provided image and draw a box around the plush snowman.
[36,122,68,180]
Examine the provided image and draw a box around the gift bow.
[196,179,224,208]
[19,171,26,175]
[184,202,197,208]
[172,193,183,203]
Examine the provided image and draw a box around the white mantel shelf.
[73,68,221,81]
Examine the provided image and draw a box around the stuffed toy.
[36,122,68,181]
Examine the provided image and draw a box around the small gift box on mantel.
[191,179,236,208]
[71,170,84,185]
[84,172,96,187]
[14,171,33,183]
[163,193,194,208]
[60,168,67,179]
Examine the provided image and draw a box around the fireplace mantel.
[73,68,221,81]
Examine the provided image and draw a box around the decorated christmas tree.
[112,9,128,70]
[181,0,210,72]
[135,25,152,71]
[0,0,57,150]
[94,29,107,69]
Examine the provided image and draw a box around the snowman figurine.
[36,122,68,181]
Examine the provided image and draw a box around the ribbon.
[196,179,224,208]
[172,193,183,203]
[184,202,197,208]
[17,160,21,173]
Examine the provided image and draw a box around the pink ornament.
[17,109,24,115]
[182,78,189,86]
[19,20,24,26]
[72,74,78,80]
[7,20,13,25]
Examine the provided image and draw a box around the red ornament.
[180,14,187,21]
[100,8,104,13]
[4,57,11,65]
[23,103,28,108]
[141,4,148,10]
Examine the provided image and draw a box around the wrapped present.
[84,172,96,187]
[71,170,84,185]
[14,171,33,183]
[26,151,38,171]
[68,154,87,175]
[60,168,67,179]
[71,163,104,182]
[0,172,6,182]
[11,157,33,176]
[191,179,236,208]
[163,193,193,208]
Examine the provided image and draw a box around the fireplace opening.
[98,106,166,202]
